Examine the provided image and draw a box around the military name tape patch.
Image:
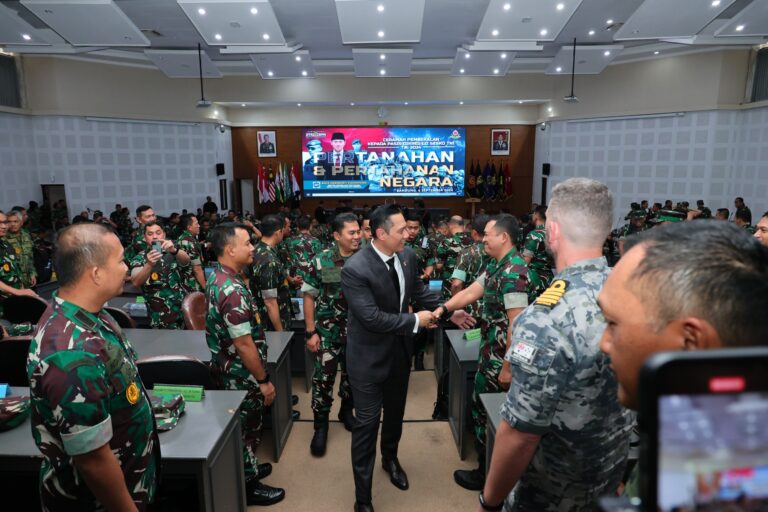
[126,382,140,405]
[511,342,537,365]
[534,279,569,308]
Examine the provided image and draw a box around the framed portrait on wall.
[491,129,510,156]
[257,130,277,157]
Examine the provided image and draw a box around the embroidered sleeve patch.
[534,279,569,308]
[510,341,537,365]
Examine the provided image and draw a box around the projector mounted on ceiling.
[563,38,579,104]
[196,99,212,108]
[196,43,211,108]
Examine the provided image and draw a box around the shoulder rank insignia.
[534,279,568,308]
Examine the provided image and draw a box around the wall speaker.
[216,163,225,176]
[542,163,551,176]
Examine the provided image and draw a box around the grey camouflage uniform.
[501,257,634,511]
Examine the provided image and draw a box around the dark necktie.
[335,153,341,167]
[386,257,401,308]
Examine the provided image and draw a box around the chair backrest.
[0,336,32,386]
[104,307,137,330]
[181,292,206,331]
[137,355,215,389]
[1,295,49,324]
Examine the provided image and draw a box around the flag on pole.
[268,165,276,203]
[290,162,301,199]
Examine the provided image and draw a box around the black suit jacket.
[342,243,440,383]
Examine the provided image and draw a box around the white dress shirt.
[370,240,420,333]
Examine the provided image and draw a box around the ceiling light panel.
[335,0,426,44]
[250,50,316,78]
[544,44,623,74]
[20,0,150,46]
[0,3,51,46]
[144,49,223,78]
[476,0,584,42]
[614,0,737,40]
[714,0,768,38]
[554,0,644,43]
[352,49,412,77]
[450,49,515,76]
[177,0,286,46]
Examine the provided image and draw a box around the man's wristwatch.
[257,373,270,384]
[437,303,451,322]
[478,492,504,512]
[305,330,317,339]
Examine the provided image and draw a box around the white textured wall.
[534,107,768,228]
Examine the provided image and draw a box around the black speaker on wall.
[215,163,225,176]
[542,163,551,176]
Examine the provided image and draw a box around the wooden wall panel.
[231,124,536,218]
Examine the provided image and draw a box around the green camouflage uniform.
[311,224,334,249]
[286,231,323,282]
[742,223,756,235]
[405,235,436,278]
[471,247,540,452]
[177,230,204,294]
[436,232,471,299]
[51,205,68,229]
[129,251,187,329]
[5,229,36,287]
[125,228,150,264]
[117,212,133,241]
[0,238,24,317]
[251,241,293,331]
[426,230,445,269]
[300,243,353,413]
[27,296,160,510]
[205,263,267,484]
[737,205,752,223]
[522,224,554,293]
[450,241,490,318]
[698,206,712,219]
[502,257,634,510]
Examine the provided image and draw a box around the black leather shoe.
[292,409,301,420]
[453,468,485,491]
[354,501,374,512]
[256,462,272,479]
[246,482,285,506]
[338,399,356,432]
[381,458,409,490]
[292,394,299,406]
[310,413,329,457]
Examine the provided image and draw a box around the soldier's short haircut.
[260,214,283,237]
[624,221,768,346]
[735,208,752,224]
[489,213,519,242]
[7,210,22,221]
[717,208,730,218]
[212,222,249,257]
[548,177,613,248]
[54,223,113,287]
[136,204,152,217]
[143,221,164,235]
[179,214,196,231]
[436,219,449,229]
[763,211,768,220]
[370,204,402,240]
[533,205,547,221]
[404,210,421,223]
[470,214,490,235]
[332,212,359,234]
[448,215,464,226]
[297,215,312,230]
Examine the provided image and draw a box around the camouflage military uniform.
[426,230,445,269]
[129,251,187,329]
[450,241,490,318]
[405,236,436,278]
[471,247,540,452]
[28,297,160,510]
[177,229,204,294]
[521,224,554,293]
[436,232,471,298]
[117,212,133,242]
[5,229,36,288]
[0,238,24,317]
[251,241,293,331]
[311,224,334,248]
[125,228,150,264]
[501,257,634,511]
[300,243,352,413]
[205,263,267,484]
[285,232,323,282]
[742,223,757,235]
[698,206,712,219]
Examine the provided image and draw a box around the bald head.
[55,224,114,287]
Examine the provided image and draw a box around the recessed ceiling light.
[297,103,301,107]
[377,4,384,12]
[380,69,386,75]
[501,53,507,59]
[263,33,270,40]
[301,70,308,76]
[350,102,355,106]
[214,33,222,41]
[493,68,500,74]
[380,54,386,60]
[736,24,745,32]
[503,3,511,10]
[241,103,246,107]
[214,110,219,116]
[492,29,499,37]
[604,50,611,56]
[378,30,385,38]
[295,55,301,62]
[198,8,206,15]
[21,34,31,41]
[654,51,660,55]
[556,3,565,11]
[588,29,595,36]
[711,0,721,6]
[464,53,471,59]
[404,102,408,105]
[540,28,548,36]
[556,66,562,72]
[459,101,464,105]
[267,71,274,77]
[548,107,553,112]
[606,19,614,24]
[459,68,465,73]
[250,7,258,14]
[518,100,524,104]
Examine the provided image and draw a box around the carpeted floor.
[255,348,480,511]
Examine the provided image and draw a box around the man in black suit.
[315,132,360,180]
[341,204,474,512]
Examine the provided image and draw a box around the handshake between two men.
[415,306,477,330]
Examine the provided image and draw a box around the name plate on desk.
[153,384,204,402]
[463,329,481,341]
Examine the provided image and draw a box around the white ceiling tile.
[555,0,644,43]
[177,0,286,46]
[144,49,223,78]
[0,3,51,45]
[250,50,316,78]
[715,0,768,38]
[476,0,584,42]
[352,48,412,77]
[20,0,150,46]
[450,48,515,76]
[545,44,622,74]
[335,0,425,44]
[614,0,737,40]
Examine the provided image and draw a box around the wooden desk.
[0,388,248,512]
[446,329,480,459]
[479,392,506,475]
